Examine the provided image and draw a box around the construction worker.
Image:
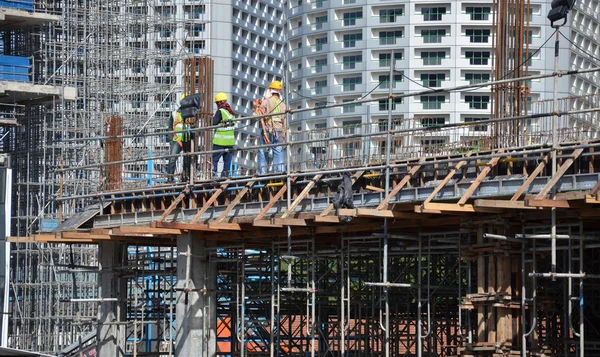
[255,80,287,174]
[212,92,236,178]
[165,94,193,182]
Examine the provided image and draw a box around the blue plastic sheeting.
[0,55,30,82]
[0,0,34,11]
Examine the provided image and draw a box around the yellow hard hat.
[180,94,186,100]
[215,92,228,103]
[269,80,283,90]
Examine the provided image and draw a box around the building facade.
[285,0,598,157]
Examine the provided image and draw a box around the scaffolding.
[3,0,600,356]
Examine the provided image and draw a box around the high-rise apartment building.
[285,0,599,150]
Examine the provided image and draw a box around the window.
[421,51,446,65]
[465,95,490,109]
[420,73,445,87]
[186,24,205,37]
[379,30,403,45]
[380,8,403,23]
[466,29,491,43]
[378,97,403,111]
[421,117,445,127]
[379,52,403,67]
[465,73,490,84]
[421,138,446,152]
[466,6,491,21]
[315,58,327,73]
[315,15,328,30]
[464,117,489,131]
[342,99,360,113]
[379,74,403,89]
[343,33,362,48]
[420,95,445,109]
[421,29,446,43]
[343,76,362,91]
[343,11,363,26]
[342,119,361,134]
[315,37,327,51]
[315,101,327,115]
[422,7,446,21]
[342,54,362,70]
[314,79,327,94]
[465,51,490,65]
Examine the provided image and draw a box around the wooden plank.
[535,148,584,200]
[424,152,473,204]
[189,183,229,224]
[254,178,295,221]
[524,199,584,209]
[474,199,541,210]
[155,221,219,232]
[281,175,321,219]
[338,208,422,219]
[313,215,344,223]
[366,185,384,192]
[157,187,190,222]
[215,180,256,223]
[273,218,311,226]
[207,222,243,231]
[319,170,364,216]
[252,220,285,228]
[458,150,504,205]
[589,180,600,195]
[377,159,424,210]
[510,154,549,201]
[417,202,503,213]
[114,226,183,235]
[585,195,600,204]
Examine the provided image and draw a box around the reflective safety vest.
[172,111,191,144]
[213,108,235,147]
[269,96,284,125]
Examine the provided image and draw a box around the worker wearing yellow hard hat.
[165,93,195,183]
[212,92,236,178]
[254,79,287,175]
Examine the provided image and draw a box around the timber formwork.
[16,135,600,357]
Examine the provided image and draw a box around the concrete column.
[97,242,127,357]
[175,233,217,357]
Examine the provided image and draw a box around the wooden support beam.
[114,225,183,235]
[590,180,600,196]
[424,152,473,204]
[524,199,584,209]
[458,150,504,205]
[338,208,422,219]
[585,195,600,204]
[254,178,296,221]
[273,218,311,226]
[252,220,285,228]
[281,175,321,219]
[535,148,584,200]
[417,202,503,214]
[366,185,384,192]
[313,215,344,223]
[155,221,220,232]
[510,154,549,201]
[377,159,424,210]
[215,180,255,223]
[189,183,229,224]
[319,170,364,217]
[157,187,190,222]
[208,222,243,231]
[474,199,541,210]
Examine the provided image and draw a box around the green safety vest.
[172,111,191,143]
[213,108,235,146]
[269,96,283,125]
